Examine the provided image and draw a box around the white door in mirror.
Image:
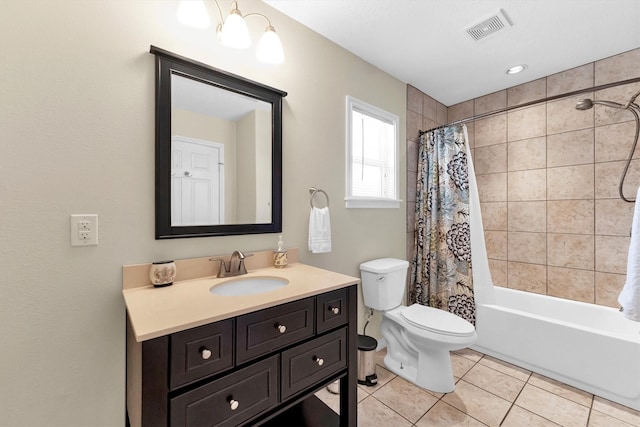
[70,214,98,246]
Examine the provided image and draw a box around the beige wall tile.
[489,259,507,287]
[407,140,419,173]
[547,164,594,200]
[436,102,447,125]
[595,272,626,307]
[465,122,475,150]
[595,48,640,86]
[508,201,546,232]
[508,78,546,107]
[547,95,594,134]
[595,199,635,236]
[547,128,594,167]
[407,109,422,143]
[423,117,437,134]
[448,100,473,123]
[596,235,630,274]
[509,169,546,201]
[475,90,507,115]
[595,159,640,199]
[508,261,547,294]
[508,104,547,141]
[406,201,415,233]
[547,234,594,270]
[594,82,640,126]
[595,121,639,162]
[423,94,437,122]
[475,114,507,148]
[509,232,546,264]
[407,85,423,115]
[508,136,546,171]
[481,202,507,230]
[477,172,507,202]
[485,230,507,260]
[548,266,595,303]
[547,200,594,234]
[474,143,507,175]
[547,63,594,97]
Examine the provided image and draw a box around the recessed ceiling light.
[506,64,527,75]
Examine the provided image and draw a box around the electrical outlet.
[71,214,98,246]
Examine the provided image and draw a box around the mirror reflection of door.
[171,136,224,226]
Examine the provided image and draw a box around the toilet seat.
[400,304,475,337]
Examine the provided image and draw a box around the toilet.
[360,258,477,393]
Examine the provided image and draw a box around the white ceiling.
[265,0,640,106]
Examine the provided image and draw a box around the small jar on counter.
[149,260,176,287]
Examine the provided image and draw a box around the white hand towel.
[308,207,332,253]
[618,186,640,321]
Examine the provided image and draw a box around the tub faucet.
[209,250,253,278]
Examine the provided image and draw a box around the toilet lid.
[400,304,475,337]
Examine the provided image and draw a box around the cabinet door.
[170,319,234,389]
[281,328,347,400]
[316,288,348,333]
[170,355,278,427]
[237,298,314,364]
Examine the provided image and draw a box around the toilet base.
[383,349,455,393]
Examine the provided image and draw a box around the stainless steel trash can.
[357,334,378,386]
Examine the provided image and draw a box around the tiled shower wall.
[407,47,640,308]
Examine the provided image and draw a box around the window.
[345,96,400,208]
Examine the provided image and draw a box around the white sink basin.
[209,276,289,296]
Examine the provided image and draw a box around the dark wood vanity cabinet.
[132,285,357,427]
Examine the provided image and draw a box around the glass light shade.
[220,9,251,48]
[177,0,211,28]
[256,26,284,64]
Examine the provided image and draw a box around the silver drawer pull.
[329,306,340,315]
[228,398,239,411]
[313,356,324,366]
[275,323,286,334]
[200,348,212,360]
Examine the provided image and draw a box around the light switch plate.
[70,214,98,246]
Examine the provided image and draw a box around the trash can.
[357,334,378,386]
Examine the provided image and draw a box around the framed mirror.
[151,46,287,239]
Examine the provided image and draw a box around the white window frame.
[345,96,401,209]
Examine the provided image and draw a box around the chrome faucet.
[209,250,253,278]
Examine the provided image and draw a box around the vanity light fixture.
[506,64,527,75]
[177,0,285,64]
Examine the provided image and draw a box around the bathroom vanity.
[123,251,359,427]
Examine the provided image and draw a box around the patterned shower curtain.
[410,124,475,325]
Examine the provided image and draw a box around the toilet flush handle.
[377,276,385,281]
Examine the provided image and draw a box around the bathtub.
[473,286,640,410]
[464,144,640,411]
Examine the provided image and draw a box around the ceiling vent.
[466,10,512,41]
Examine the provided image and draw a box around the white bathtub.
[473,287,640,410]
[464,145,640,411]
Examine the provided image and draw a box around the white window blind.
[346,96,400,209]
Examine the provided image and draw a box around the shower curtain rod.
[419,76,640,136]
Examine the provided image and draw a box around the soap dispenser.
[274,235,288,269]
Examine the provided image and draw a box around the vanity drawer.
[170,355,278,427]
[237,297,315,364]
[316,288,348,333]
[281,328,347,400]
[170,319,234,389]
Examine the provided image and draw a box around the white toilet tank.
[360,258,409,311]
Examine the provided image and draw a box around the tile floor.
[316,348,640,426]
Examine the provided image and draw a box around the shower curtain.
[410,124,475,325]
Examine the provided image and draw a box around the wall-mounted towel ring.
[309,187,329,209]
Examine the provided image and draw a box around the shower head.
[575,98,625,111]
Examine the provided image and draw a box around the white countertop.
[123,262,360,342]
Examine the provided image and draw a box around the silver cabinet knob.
[330,306,340,315]
[275,323,286,334]
[229,399,239,411]
[313,356,324,366]
[201,348,212,360]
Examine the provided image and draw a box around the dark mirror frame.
[151,46,287,239]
